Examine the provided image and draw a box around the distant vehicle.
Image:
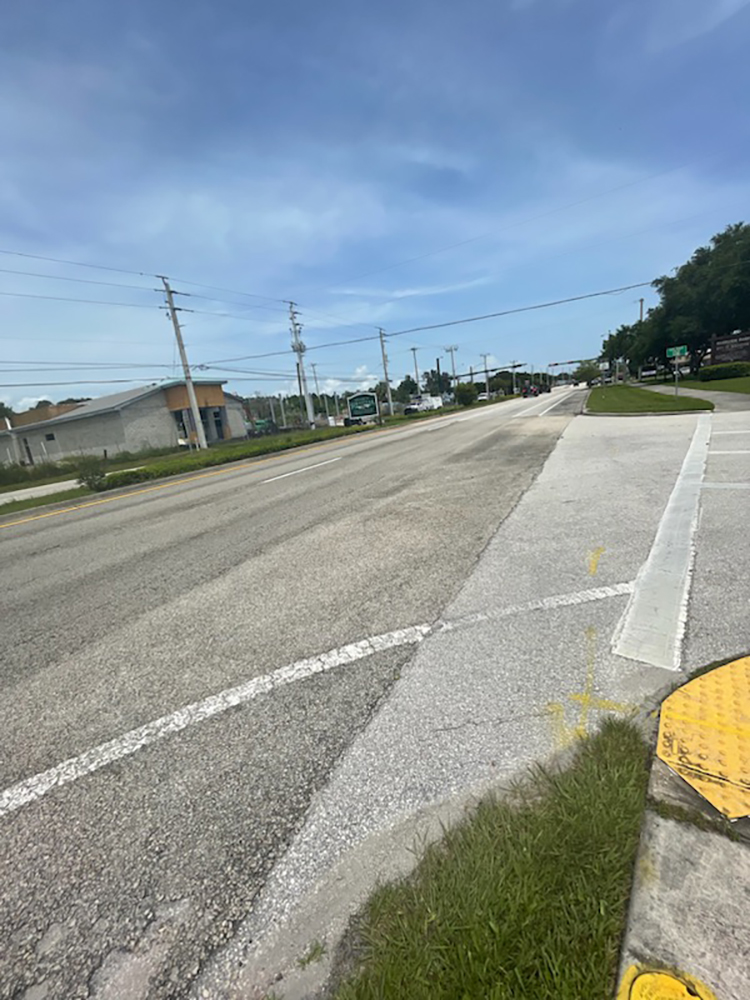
[476,392,490,402]
[521,385,539,397]
[404,395,443,415]
[540,383,551,393]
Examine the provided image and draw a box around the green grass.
[0,486,93,516]
[587,385,713,413]
[332,719,650,1000]
[681,375,750,394]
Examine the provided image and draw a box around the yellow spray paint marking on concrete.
[588,545,606,575]
[658,655,750,819]
[547,626,637,746]
[617,964,718,999]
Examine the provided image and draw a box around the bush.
[0,460,73,487]
[699,361,750,381]
[75,456,108,491]
[454,382,478,406]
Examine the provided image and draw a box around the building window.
[45,432,55,441]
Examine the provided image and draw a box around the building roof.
[0,380,227,435]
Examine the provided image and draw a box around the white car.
[476,392,490,402]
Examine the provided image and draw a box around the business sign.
[666,345,688,358]
[599,361,609,371]
[347,392,379,419]
[711,332,750,364]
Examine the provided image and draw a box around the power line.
[0,266,159,292]
[0,289,161,308]
[0,248,151,277]
[386,281,653,337]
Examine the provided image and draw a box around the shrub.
[76,456,108,491]
[455,382,478,406]
[699,361,750,381]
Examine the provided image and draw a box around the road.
[0,389,582,1000]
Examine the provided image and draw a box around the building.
[0,380,247,466]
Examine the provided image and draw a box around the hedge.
[699,361,750,381]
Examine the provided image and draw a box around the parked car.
[540,383,551,393]
[476,392,490,402]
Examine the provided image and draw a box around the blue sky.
[2,0,750,408]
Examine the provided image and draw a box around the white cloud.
[335,277,491,300]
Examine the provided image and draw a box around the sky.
[1,0,750,409]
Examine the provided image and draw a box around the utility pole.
[160,276,207,450]
[410,347,420,392]
[269,395,276,424]
[481,353,491,397]
[279,395,286,427]
[445,345,458,396]
[289,302,315,429]
[511,361,517,395]
[311,363,330,420]
[469,365,474,384]
[435,357,442,397]
[379,329,394,415]
[334,391,340,418]
[639,298,644,323]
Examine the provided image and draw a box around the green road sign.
[348,392,379,418]
[666,345,688,358]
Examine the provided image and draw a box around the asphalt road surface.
[1,389,583,1000]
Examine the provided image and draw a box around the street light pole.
[380,329,395,416]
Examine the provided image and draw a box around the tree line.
[599,222,750,375]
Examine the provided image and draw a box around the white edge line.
[712,430,750,434]
[0,580,636,819]
[262,457,341,484]
[701,482,750,489]
[536,388,578,417]
[709,450,750,455]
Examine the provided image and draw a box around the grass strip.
[332,719,650,1000]
[587,385,713,413]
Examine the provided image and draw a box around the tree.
[422,369,452,395]
[33,399,53,409]
[572,361,600,385]
[57,397,91,405]
[455,382,478,406]
[394,375,418,403]
[0,401,12,419]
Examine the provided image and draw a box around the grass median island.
[331,719,650,1000]
[682,375,750,394]
[587,385,713,413]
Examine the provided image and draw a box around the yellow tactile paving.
[617,965,718,999]
[658,656,750,820]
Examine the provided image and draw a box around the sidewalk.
[0,478,78,503]
[194,409,750,999]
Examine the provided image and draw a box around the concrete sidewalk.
[0,478,79,503]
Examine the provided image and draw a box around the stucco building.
[1,380,247,466]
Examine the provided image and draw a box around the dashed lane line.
[0,581,634,819]
[262,457,341,483]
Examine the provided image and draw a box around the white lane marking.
[262,457,341,484]
[709,450,750,455]
[613,414,712,671]
[0,624,431,820]
[536,390,578,417]
[712,430,750,434]
[0,580,635,819]
[510,388,577,419]
[702,482,750,489]
[437,581,635,632]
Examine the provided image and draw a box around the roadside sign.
[347,392,379,419]
[666,345,688,358]
[599,361,609,371]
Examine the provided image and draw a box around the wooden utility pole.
[160,277,207,449]
[379,329,394,415]
[289,303,315,428]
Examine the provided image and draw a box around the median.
[586,385,713,413]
